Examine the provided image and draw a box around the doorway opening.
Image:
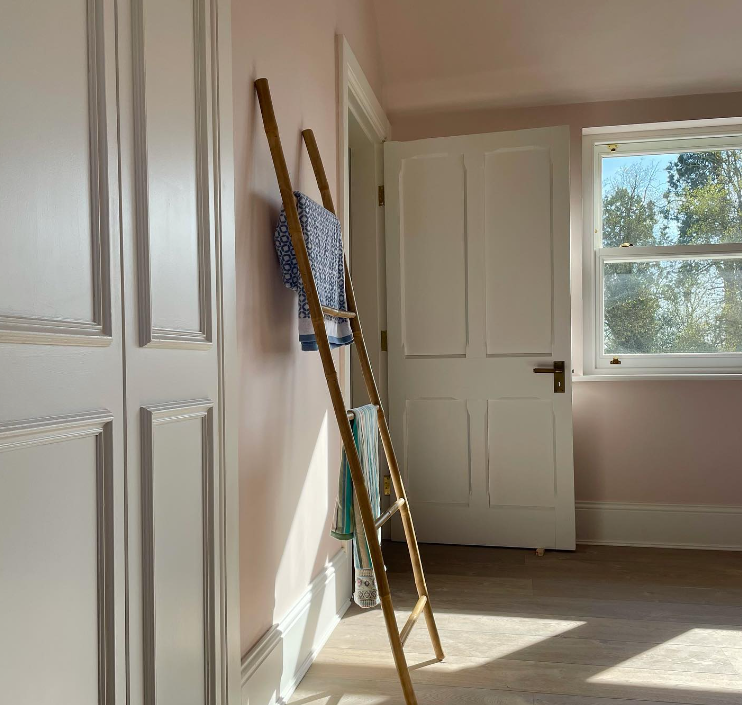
[337,35,391,534]
[348,109,386,411]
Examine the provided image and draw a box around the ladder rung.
[322,305,356,319]
[374,498,405,530]
[346,404,379,420]
[399,595,427,646]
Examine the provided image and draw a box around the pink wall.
[231,0,382,656]
[574,381,742,504]
[391,92,742,507]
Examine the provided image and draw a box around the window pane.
[603,258,742,354]
[602,149,742,247]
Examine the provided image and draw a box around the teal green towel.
[331,405,380,608]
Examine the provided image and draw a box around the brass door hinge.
[383,476,391,496]
[380,329,388,352]
[378,185,385,207]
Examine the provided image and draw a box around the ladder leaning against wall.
[254,78,444,705]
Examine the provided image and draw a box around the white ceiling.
[372,0,742,114]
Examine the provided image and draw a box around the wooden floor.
[290,541,742,705]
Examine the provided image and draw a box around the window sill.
[573,373,742,382]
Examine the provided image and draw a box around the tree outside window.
[600,147,742,356]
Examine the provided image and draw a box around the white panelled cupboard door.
[1,2,238,705]
[116,1,234,704]
[385,128,575,550]
[0,1,126,704]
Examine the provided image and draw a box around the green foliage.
[602,150,742,355]
[667,150,742,245]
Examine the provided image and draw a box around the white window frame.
[582,120,742,378]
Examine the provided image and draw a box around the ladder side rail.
[301,128,444,661]
[254,80,419,705]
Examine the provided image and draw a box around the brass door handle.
[533,361,565,393]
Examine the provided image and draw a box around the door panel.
[487,398,556,507]
[405,399,470,505]
[0,3,125,704]
[0,0,108,335]
[133,0,212,346]
[385,128,575,549]
[142,402,215,705]
[400,155,467,356]
[0,412,115,705]
[119,2,226,703]
[484,148,553,354]
[0,0,112,345]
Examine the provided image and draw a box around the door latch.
[533,361,565,393]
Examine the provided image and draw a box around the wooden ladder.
[254,78,444,705]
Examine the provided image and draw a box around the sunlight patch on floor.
[586,628,742,693]
[585,626,742,678]
[676,627,742,649]
[342,611,587,638]
[587,667,742,694]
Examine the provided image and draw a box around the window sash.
[595,249,742,367]
[593,133,742,252]
[583,126,742,376]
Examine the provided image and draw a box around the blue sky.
[601,152,677,188]
[601,152,682,244]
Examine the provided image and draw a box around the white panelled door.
[385,128,575,550]
[118,2,233,704]
[0,3,126,703]
[0,2,238,705]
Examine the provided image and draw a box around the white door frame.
[213,2,242,702]
[336,35,390,399]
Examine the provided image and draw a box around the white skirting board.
[576,501,742,551]
[240,548,351,705]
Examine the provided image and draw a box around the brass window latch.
[610,356,622,365]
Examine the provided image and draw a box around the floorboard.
[289,542,742,705]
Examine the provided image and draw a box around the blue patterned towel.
[274,192,354,351]
[331,405,381,609]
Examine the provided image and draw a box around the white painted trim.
[573,374,742,381]
[240,549,351,705]
[0,0,112,347]
[211,1,242,703]
[336,35,390,401]
[576,501,742,551]
[0,409,117,704]
[584,117,742,137]
[140,400,216,705]
[337,35,392,535]
[581,120,742,378]
[337,33,389,241]
[133,0,213,349]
